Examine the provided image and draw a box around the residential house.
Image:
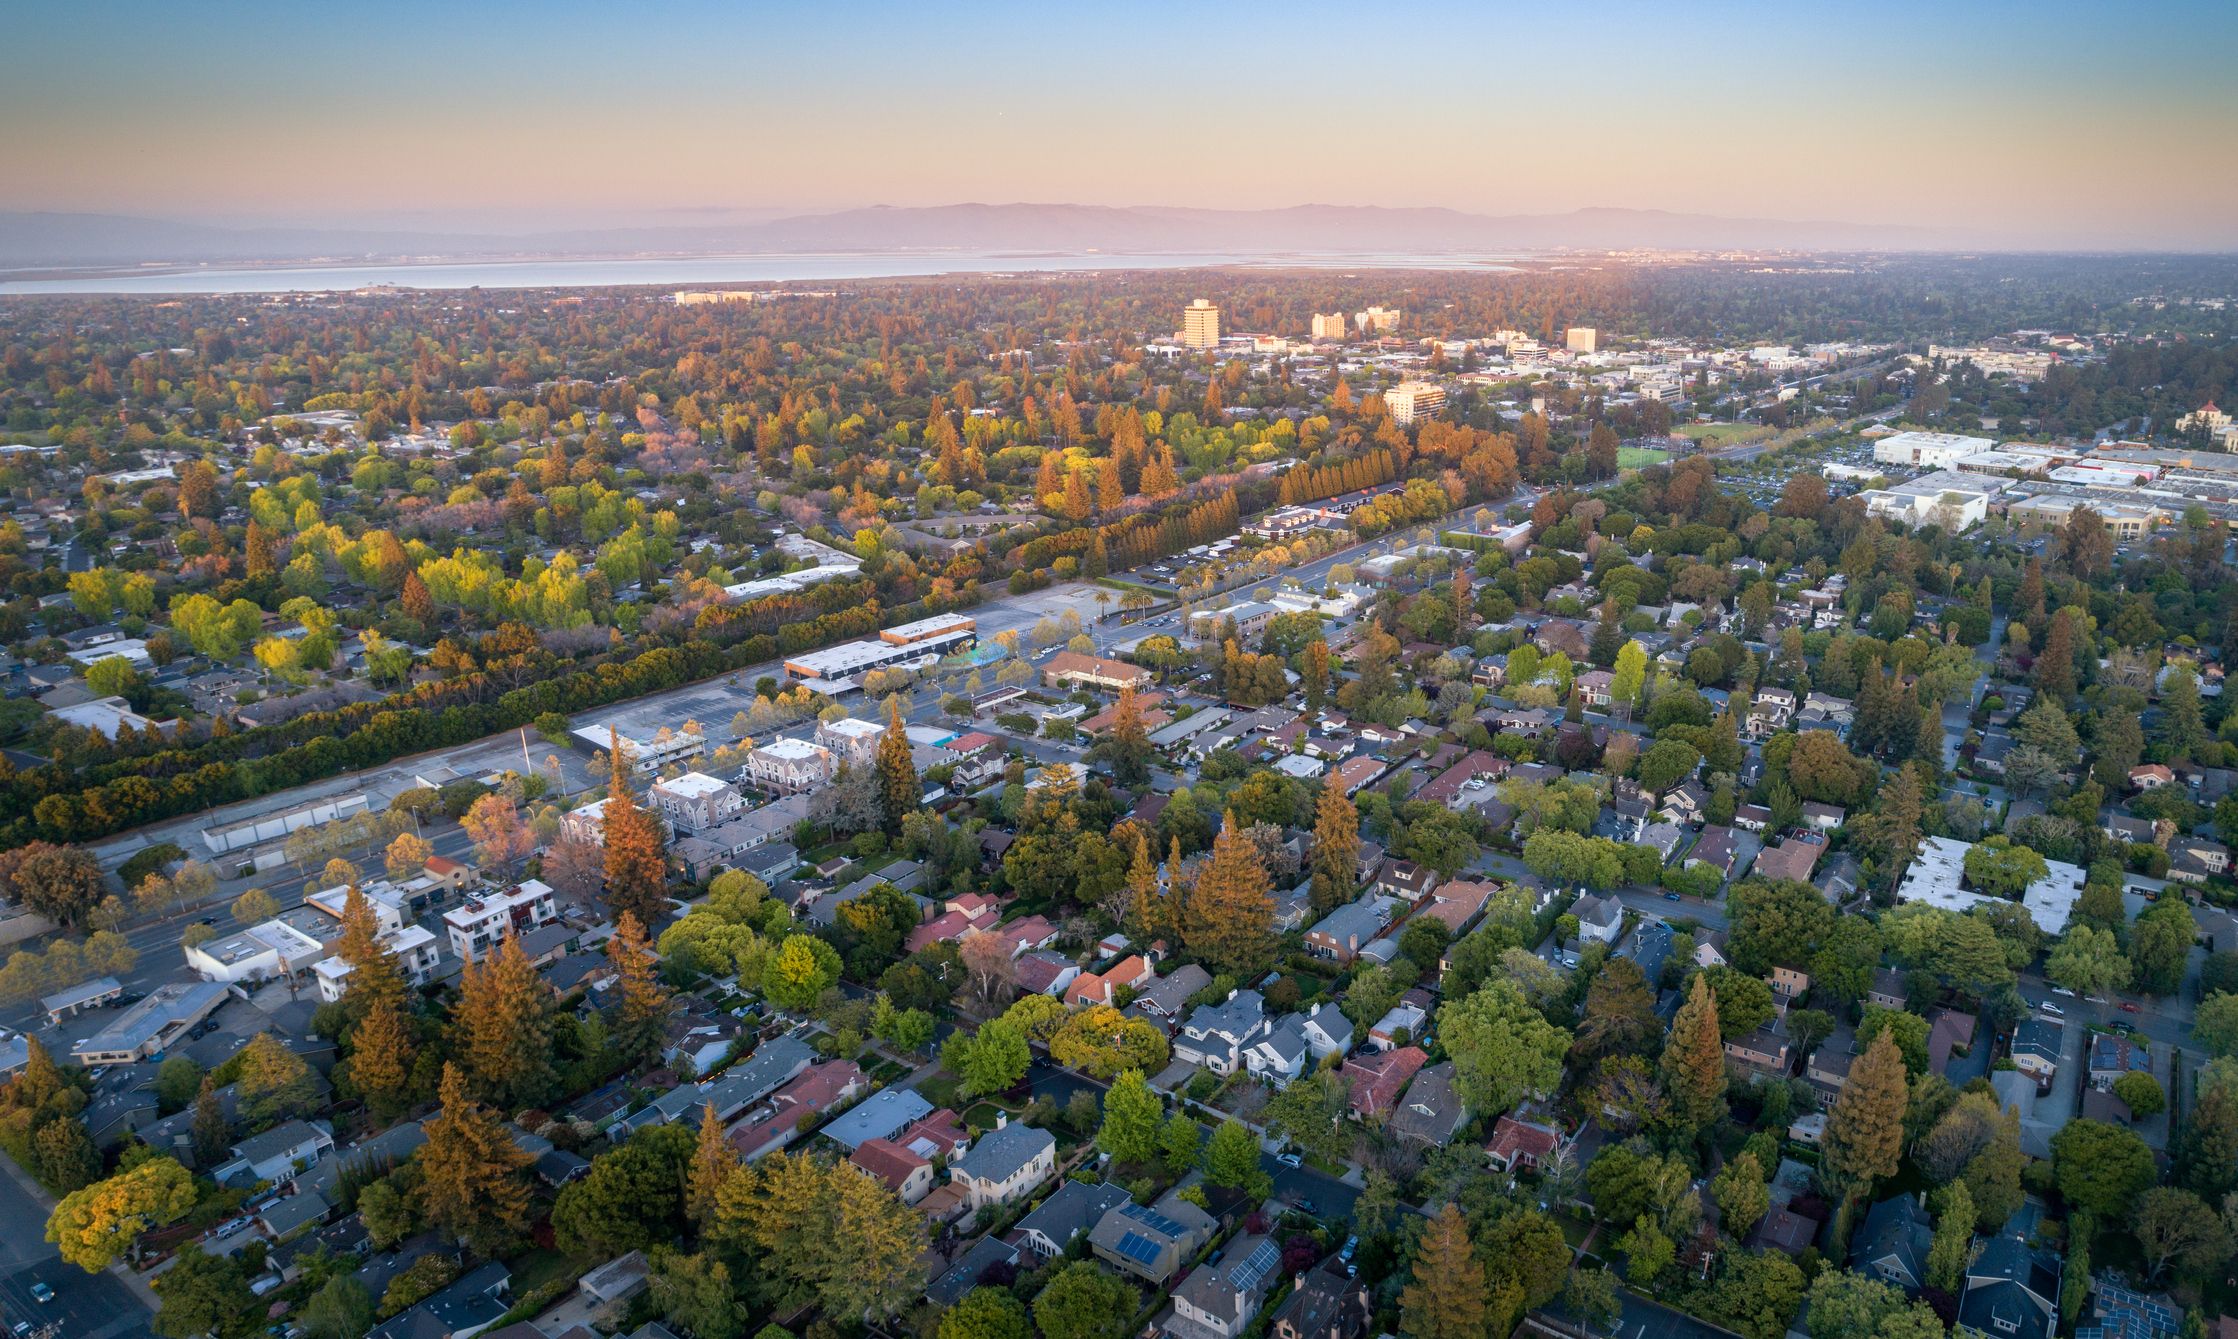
[1269,1266,1373,1339]
[820,1087,934,1151]
[1747,688,1797,738]
[1484,1111,1567,1173]
[727,1060,866,1161]
[1662,781,1709,825]
[1368,1000,1427,1051]
[1128,964,1214,1032]
[1373,858,1438,903]
[851,1137,936,1204]
[1929,1009,1978,1078]
[1065,955,1155,1009]
[1305,897,1397,964]
[1164,1234,1280,1339]
[950,1117,1056,1210]
[1958,1213,2060,1339]
[1755,832,1827,885]
[1686,825,1742,879]
[2131,764,2176,792]
[1341,1045,1427,1121]
[1572,893,1624,945]
[2171,837,2231,885]
[649,772,745,834]
[368,1261,511,1339]
[1389,1061,1468,1147]
[2087,1034,2151,1092]
[1016,1179,1133,1261]
[1298,1004,1354,1061]
[1852,1194,1935,1292]
[1174,990,1269,1074]
[1090,1196,1217,1285]
[1245,1014,1314,1087]
[2011,1018,2063,1087]
[215,1120,335,1188]
[1802,802,1847,831]
[1769,965,1811,1003]
[1724,1017,1791,1076]
[1868,969,1908,1012]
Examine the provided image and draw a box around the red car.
[2119,1001,2141,1014]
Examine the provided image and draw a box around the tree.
[462,793,534,870]
[2134,1186,2230,1282]
[152,1244,257,1339]
[2131,896,2200,996]
[1662,973,1728,1131]
[686,1103,733,1229]
[33,1117,99,1194]
[1823,1030,1907,1202]
[0,843,108,927]
[1726,879,1834,976]
[649,1249,747,1339]
[2113,1071,2166,1118]
[334,882,405,1016]
[2047,926,2132,1001]
[1712,1151,1769,1237]
[714,1153,931,1318]
[764,934,841,1012]
[1804,1271,1937,1339]
[418,1063,534,1254]
[385,831,434,882]
[2053,1119,2156,1218]
[1263,1070,1352,1167]
[1097,1069,1163,1166]
[603,732,671,928]
[1103,685,1154,788]
[2034,611,2079,703]
[608,911,672,1066]
[553,1123,693,1258]
[1439,980,1570,1117]
[1401,1204,1489,1339]
[1855,1007,1930,1076]
[1035,1260,1137,1339]
[2177,1076,2238,1201]
[228,886,279,926]
[1926,1180,1975,1291]
[944,1019,1030,1098]
[46,1155,196,1272]
[190,1075,229,1166]
[349,995,417,1122]
[236,1032,319,1126]
[1203,1119,1270,1198]
[1309,771,1360,915]
[1697,1251,1807,1339]
[1963,837,2048,900]
[943,1289,1032,1339]
[876,697,919,834]
[1703,968,1777,1041]
[452,932,557,1110]
[1185,813,1276,975]
[300,1275,375,1339]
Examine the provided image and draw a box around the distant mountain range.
[0,202,1964,270]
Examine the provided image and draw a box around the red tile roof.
[1342,1046,1427,1119]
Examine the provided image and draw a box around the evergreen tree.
[876,696,919,833]
[453,932,557,1111]
[349,995,417,1123]
[1104,686,1153,788]
[1662,973,1728,1131]
[1124,830,1162,939]
[190,1076,230,1166]
[1309,772,1360,916]
[609,911,672,1068]
[1824,1030,1908,1203]
[602,730,671,929]
[1184,812,1277,976]
[685,1103,734,1230]
[1301,637,1330,710]
[417,1063,534,1255]
[335,883,404,1018]
[1927,1181,1975,1291]
[2034,611,2079,703]
[1401,1204,1489,1339]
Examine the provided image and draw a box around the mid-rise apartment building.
[443,880,559,962]
[1181,299,1221,349]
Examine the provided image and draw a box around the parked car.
[2119,1001,2141,1014]
[2038,1000,2063,1017]
[1664,891,1682,902]
[1275,1152,1302,1168]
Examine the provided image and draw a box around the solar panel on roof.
[1122,1202,1190,1237]
[1229,1240,1279,1290]
[1115,1231,1164,1267]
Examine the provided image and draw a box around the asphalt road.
[1259,1154,1361,1219]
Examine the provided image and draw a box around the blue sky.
[4,0,2234,246]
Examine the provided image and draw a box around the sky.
[4,0,2236,249]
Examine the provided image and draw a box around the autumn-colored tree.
[452,933,557,1111]
[400,569,436,625]
[1124,830,1161,939]
[609,911,672,1068]
[1661,972,1728,1131]
[1103,685,1153,787]
[712,1151,929,1318]
[335,883,405,1017]
[45,1155,197,1272]
[1309,771,1360,916]
[2034,610,2079,703]
[1301,636,1331,709]
[1824,1029,1908,1203]
[1401,1204,1490,1339]
[685,1103,733,1229]
[349,995,417,1123]
[461,793,533,869]
[384,831,433,882]
[236,1033,320,1126]
[1184,812,1276,976]
[417,1063,534,1255]
[602,730,671,929]
[875,697,919,834]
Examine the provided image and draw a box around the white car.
[2038,1000,2063,1017]
[1275,1152,1303,1168]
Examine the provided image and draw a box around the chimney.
[995,1112,1007,1130]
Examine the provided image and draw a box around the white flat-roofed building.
[66,639,152,669]
[1895,835,2084,935]
[1385,381,1446,427]
[746,738,834,796]
[880,613,977,646]
[185,919,328,986]
[651,771,745,833]
[443,880,559,962]
[305,881,413,935]
[50,695,168,741]
[312,924,440,1002]
[816,716,887,767]
[574,724,705,777]
[1565,327,1597,354]
[1872,431,1996,469]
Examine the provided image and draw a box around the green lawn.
[1677,422,1764,446]
[1615,447,1670,469]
